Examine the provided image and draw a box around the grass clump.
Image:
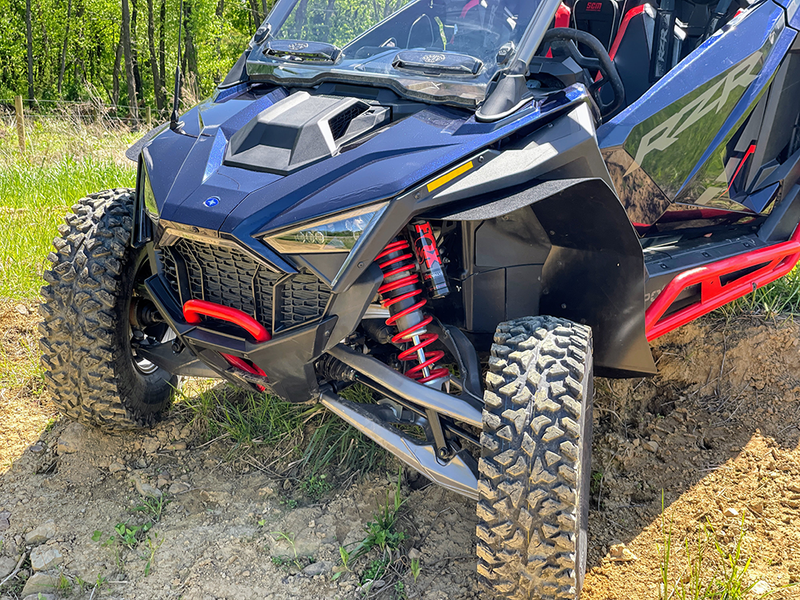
[715,265,800,320]
[91,493,170,575]
[659,495,795,600]
[334,469,419,595]
[176,383,386,481]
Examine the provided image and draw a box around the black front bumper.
[141,232,383,401]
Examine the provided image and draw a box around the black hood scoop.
[224,91,389,175]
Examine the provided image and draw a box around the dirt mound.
[586,316,800,599]
[2,308,800,599]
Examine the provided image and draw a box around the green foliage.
[409,556,420,582]
[716,265,800,319]
[659,500,798,600]
[269,531,312,571]
[0,118,137,301]
[334,469,407,581]
[132,494,170,524]
[302,474,332,500]
[0,0,256,110]
[176,383,385,477]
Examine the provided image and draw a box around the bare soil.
[2,301,800,599]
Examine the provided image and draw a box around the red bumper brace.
[182,299,271,389]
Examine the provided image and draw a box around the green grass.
[176,382,386,478]
[716,265,800,319]
[0,117,139,300]
[659,496,796,600]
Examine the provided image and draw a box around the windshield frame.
[245,0,562,108]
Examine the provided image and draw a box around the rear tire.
[477,316,593,600]
[39,189,177,430]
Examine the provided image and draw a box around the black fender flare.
[437,177,655,377]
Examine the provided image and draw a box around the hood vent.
[224,91,388,175]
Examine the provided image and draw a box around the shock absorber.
[374,222,450,385]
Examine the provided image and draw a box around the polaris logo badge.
[288,42,309,51]
[204,197,220,207]
[422,53,446,63]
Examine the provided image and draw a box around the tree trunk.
[215,0,224,18]
[183,0,199,85]
[146,0,162,110]
[247,0,260,28]
[25,0,33,101]
[131,0,143,104]
[58,0,72,95]
[159,0,166,97]
[121,0,138,118]
[292,0,309,38]
[112,37,122,106]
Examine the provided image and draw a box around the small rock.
[108,462,125,474]
[156,477,169,488]
[408,548,421,561]
[25,521,56,545]
[29,546,63,571]
[723,507,739,518]
[23,595,56,600]
[258,486,275,497]
[751,580,771,595]
[609,543,637,562]
[788,483,800,494]
[29,444,44,454]
[644,441,659,452]
[142,437,160,454]
[14,303,29,315]
[167,441,187,451]
[301,561,333,577]
[0,556,17,579]
[168,482,190,495]
[370,579,386,589]
[749,502,764,515]
[308,520,316,529]
[0,510,10,531]
[131,474,162,498]
[56,422,85,454]
[135,457,148,469]
[242,570,251,577]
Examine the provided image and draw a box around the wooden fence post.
[14,95,26,153]
[146,106,152,129]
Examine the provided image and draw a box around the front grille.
[160,237,331,333]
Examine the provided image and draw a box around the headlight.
[141,166,159,221]
[264,203,387,254]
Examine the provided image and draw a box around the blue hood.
[142,83,556,238]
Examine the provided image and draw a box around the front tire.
[39,189,176,430]
[477,316,593,600]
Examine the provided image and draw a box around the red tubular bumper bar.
[645,225,800,341]
[182,299,271,343]
[182,299,271,391]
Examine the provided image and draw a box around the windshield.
[246,0,552,106]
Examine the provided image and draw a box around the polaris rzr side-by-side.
[39,0,800,595]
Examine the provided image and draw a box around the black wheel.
[477,316,593,600]
[39,189,177,430]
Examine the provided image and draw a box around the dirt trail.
[2,302,800,599]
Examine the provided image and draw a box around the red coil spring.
[375,239,449,384]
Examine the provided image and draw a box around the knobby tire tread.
[477,316,592,600]
[39,188,172,430]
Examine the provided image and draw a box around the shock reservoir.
[410,220,450,299]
